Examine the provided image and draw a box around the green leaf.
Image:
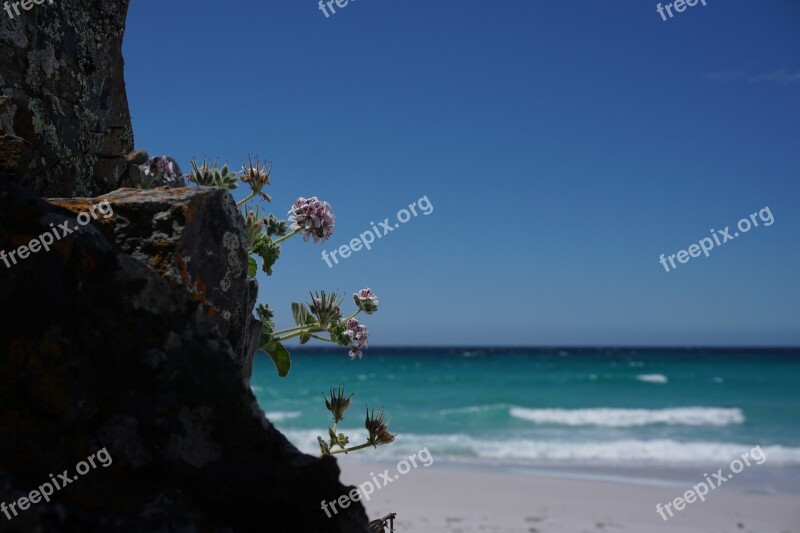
[259,340,291,377]
[265,215,289,237]
[259,239,281,276]
[328,320,348,347]
[253,238,281,276]
[248,256,257,278]
[291,302,310,327]
[256,303,275,339]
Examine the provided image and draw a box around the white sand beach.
[339,463,800,533]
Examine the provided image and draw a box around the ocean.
[250,348,800,493]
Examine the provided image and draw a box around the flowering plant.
[139,155,379,377]
[140,153,396,457]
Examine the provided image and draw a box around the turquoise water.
[251,348,800,488]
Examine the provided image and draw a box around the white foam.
[637,374,668,384]
[439,404,509,415]
[466,439,800,466]
[280,429,800,467]
[509,407,744,427]
[265,411,302,422]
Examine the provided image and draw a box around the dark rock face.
[0,182,372,532]
[49,187,262,382]
[0,0,133,196]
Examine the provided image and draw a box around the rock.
[0,181,372,532]
[0,0,134,196]
[48,187,262,382]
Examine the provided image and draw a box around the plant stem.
[272,325,305,336]
[236,192,257,207]
[330,442,374,455]
[274,326,327,342]
[274,331,303,342]
[309,334,335,343]
[343,309,362,322]
[272,324,324,337]
[273,228,302,244]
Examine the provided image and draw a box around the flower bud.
[365,408,396,447]
[324,386,353,423]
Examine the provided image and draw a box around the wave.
[281,429,800,467]
[439,404,510,415]
[509,407,744,427]
[457,439,800,466]
[636,374,668,384]
[265,411,302,422]
[438,405,745,427]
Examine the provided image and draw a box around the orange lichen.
[177,256,189,286]
[184,202,197,224]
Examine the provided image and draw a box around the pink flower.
[353,288,379,314]
[144,156,178,182]
[344,318,368,360]
[288,197,335,243]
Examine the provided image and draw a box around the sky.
[123,0,800,346]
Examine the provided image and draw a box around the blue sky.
[124,0,800,346]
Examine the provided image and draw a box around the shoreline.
[337,462,800,532]
[334,454,800,495]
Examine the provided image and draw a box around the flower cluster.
[288,197,335,243]
[343,318,369,360]
[316,289,377,360]
[143,156,179,184]
[354,288,380,314]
